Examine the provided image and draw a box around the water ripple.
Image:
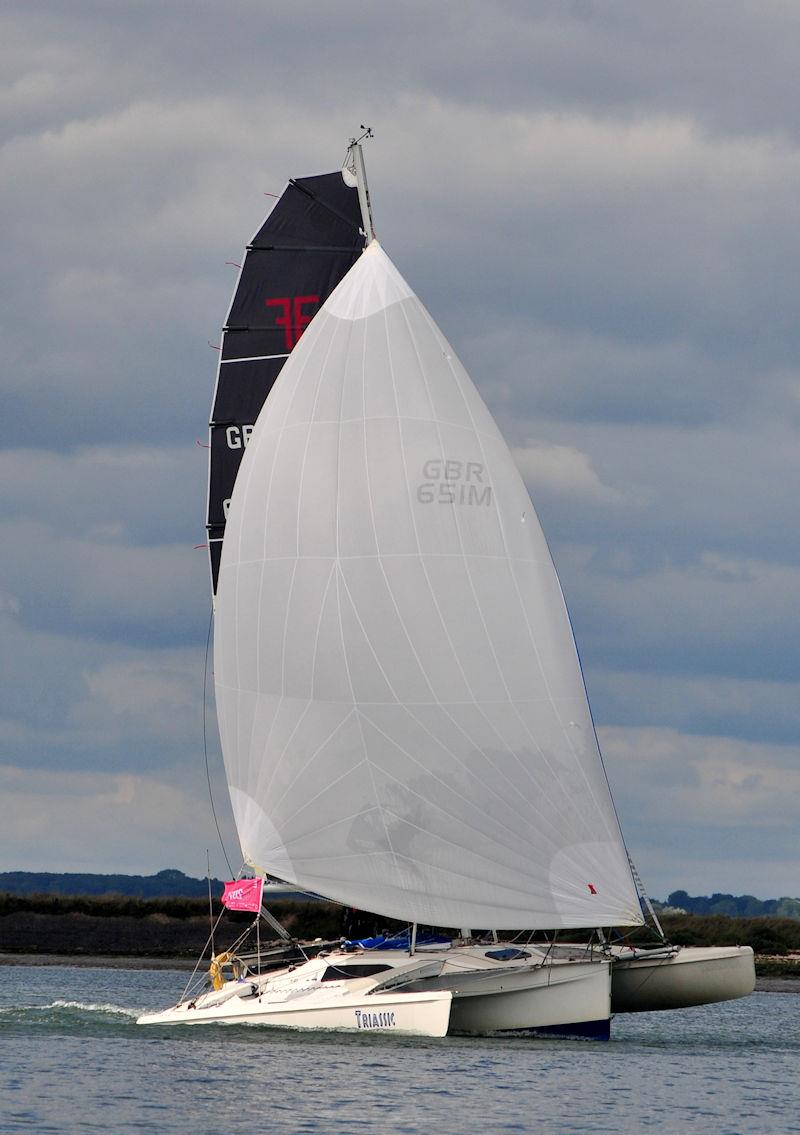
[0,968,798,1134]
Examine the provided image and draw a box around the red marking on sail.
[266,295,320,349]
[587,883,597,895]
[222,877,264,912]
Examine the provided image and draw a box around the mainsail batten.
[215,242,643,930]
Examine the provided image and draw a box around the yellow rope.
[208,951,232,991]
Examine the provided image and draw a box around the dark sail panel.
[208,357,286,530]
[208,170,365,593]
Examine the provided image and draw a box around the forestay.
[215,242,643,930]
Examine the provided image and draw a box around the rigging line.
[203,604,235,878]
[178,903,228,1003]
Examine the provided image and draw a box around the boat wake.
[0,999,140,1029]
[50,999,139,1017]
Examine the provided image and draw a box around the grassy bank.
[620,914,800,976]
[655,914,800,954]
[661,915,800,975]
[752,956,800,977]
[0,893,347,958]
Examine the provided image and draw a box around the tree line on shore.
[0,869,225,900]
[2,892,800,960]
[3,871,799,920]
[659,891,800,919]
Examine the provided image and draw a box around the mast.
[348,126,375,243]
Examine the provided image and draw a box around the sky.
[2,0,799,901]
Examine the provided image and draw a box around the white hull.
[137,945,613,1039]
[440,959,610,1037]
[138,987,452,1037]
[610,945,755,1012]
[138,955,452,1037]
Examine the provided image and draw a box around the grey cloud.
[567,550,800,682]
[4,521,209,646]
[7,68,800,457]
[0,603,212,775]
[599,725,800,896]
[590,669,800,748]
[8,2,800,143]
[0,447,206,545]
[3,0,799,891]
[517,420,800,570]
[0,762,238,877]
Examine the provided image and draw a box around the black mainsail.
[207,169,366,592]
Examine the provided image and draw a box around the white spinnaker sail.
[215,242,643,930]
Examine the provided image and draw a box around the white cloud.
[77,657,202,743]
[599,725,800,897]
[0,763,238,877]
[512,440,622,503]
[0,600,206,773]
[601,725,800,826]
[0,446,203,542]
[3,520,208,645]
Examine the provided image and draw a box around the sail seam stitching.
[416,303,618,856]
[340,304,570,856]
[329,299,403,887]
[377,301,550,835]
[394,299,565,823]
[443,338,619,846]
[381,296,582,876]
[259,315,347,805]
[355,707,574,864]
[268,709,361,815]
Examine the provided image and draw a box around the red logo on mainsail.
[266,295,320,349]
[222,877,264,912]
[587,883,597,895]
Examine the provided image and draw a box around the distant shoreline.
[0,952,198,970]
[755,976,800,992]
[1,952,799,992]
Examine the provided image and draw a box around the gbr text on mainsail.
[416,459,493,506]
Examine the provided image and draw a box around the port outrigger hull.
[610,945,755,1012]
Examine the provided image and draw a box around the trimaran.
[138,135,754,1038]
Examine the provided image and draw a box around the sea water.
[0,965,797,1134]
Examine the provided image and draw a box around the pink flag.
[222,877,264,912]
